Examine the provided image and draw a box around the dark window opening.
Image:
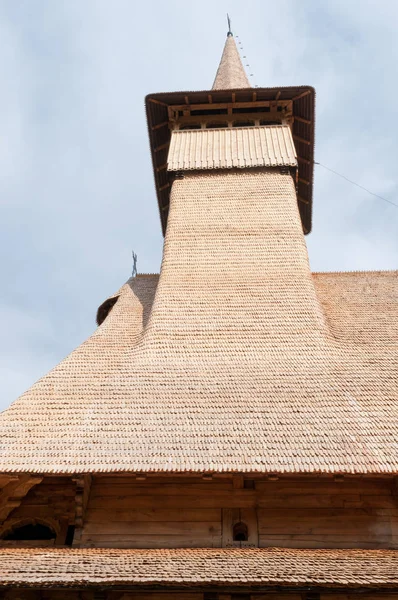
[233,121,255,128]
[2,523,56,541]
[206,122,228,129]
[233,521,248,542]
[232,106,267,114]
[191,108,228,116]
[65,525,75,546]
[179,124,201,130]
[259,120,282,126]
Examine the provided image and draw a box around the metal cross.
[132,251,138,277]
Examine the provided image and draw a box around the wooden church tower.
[0,24,398,600]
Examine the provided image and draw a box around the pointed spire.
[212,18,251,90]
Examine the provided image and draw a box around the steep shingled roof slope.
[0,169,397,475]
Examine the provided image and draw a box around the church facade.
[0,29,397,600]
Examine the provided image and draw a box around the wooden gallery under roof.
[0,25,398,600]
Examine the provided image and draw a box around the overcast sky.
[1,0,397,411]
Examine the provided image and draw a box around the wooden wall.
[81,475,398,549]
[82,477,223,548]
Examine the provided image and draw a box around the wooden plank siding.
[80,476,398,549]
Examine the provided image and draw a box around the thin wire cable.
[314,161,398,210]
[235,32,257,86]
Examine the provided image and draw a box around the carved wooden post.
[73,474,92,547]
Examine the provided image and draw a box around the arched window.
[2,523,56,541]
[233,521,248,542]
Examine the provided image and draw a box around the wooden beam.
[174,112,291,127]
[222,507,240,547]
[152,121,169,131]
[232,92,236,103]
[241,507,259,547]
[298,195,310,204]
[184,95,190,105]
[293,134,311,146]
[0,475,43,524]
[170,100,291,111]
[293,89,312,101]
[294,115,312,125]
[1,591,42,600]
[72,474,92,547]
[156,163,168,172]
[0,475,18,488]
[208,94,213,104]
[391,478,398,546]
[81,593,97,600]
[275,90,281,100]
[252,91,257,102]
[219,595,232,600]
[233,475,244,489]
[159,182,171,192]
[298,177,311,185]
[154,142,169,153]
[297,155,312,165]
[148,98,167,106]
[393,476,398,499]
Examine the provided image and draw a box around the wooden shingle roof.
[0,547,397,589]
[212,34,250,89]
[0,170,396,475]
[167,125,297,171]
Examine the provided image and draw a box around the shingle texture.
[212,35,250,89]
[168,126,297,171]
[0,169,397,474]
[0,547,397,589]
[314,270,398,345]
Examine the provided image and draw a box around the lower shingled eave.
[0,548,397,589]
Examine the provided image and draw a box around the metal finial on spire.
[212,17,251,89]
[227,14,233,37]
[132,251,138,277]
